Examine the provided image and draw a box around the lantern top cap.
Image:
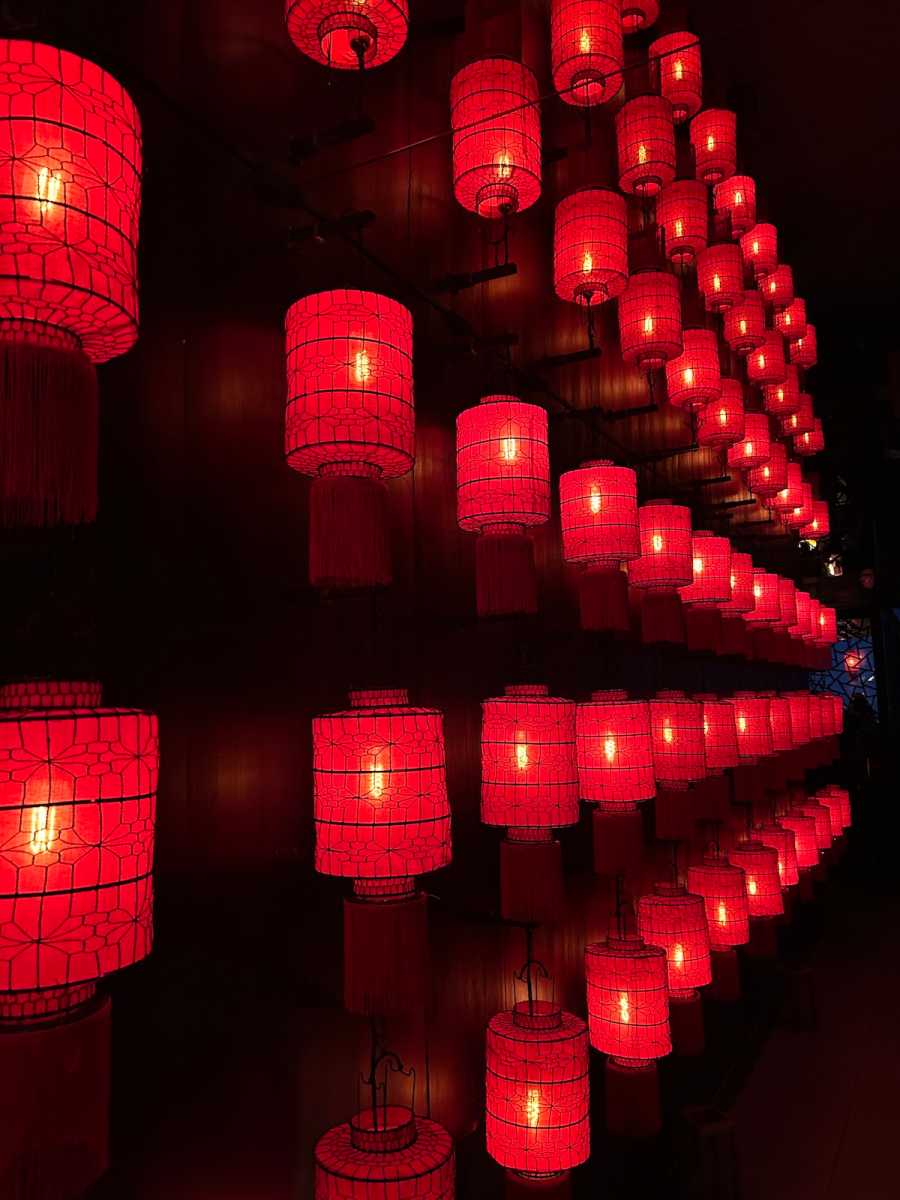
[349,688,410,708]
[655,689,689,700]
[652,881,689,897]
[589,689,631,702]
[511,998,563,1030]
[582,458,615,469]
[503,684,550,697]
[349,1106,417,1153]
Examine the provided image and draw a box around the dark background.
[0,1,898,1196]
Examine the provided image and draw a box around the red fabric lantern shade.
[781,392,815,437]
[763,365,802,419]
[740,223,778,277]
[486,999,590,1179]
[315,1108,454,1200]
[756,823,800,888]
[621,0,659,33]
[816,605,838,646]
[762,264,794,310]
[729,842,783,917]
[680,531,731,606]
[696,243,744,311]
[747,441,788,499]
[726,693,773,761]
[727,411,771,473]
[649,692,706,789]
[782,482,814,530]
[551,0,623,107]
[788,594,812,644]
[665,329,721,409]
[690,109,736,184]
[779,812,818,870]
[774,579,798,632]
[554,188,628,306]
[629,501,693,643]
[746,332,786,386]
[697,379,745,448]
[789,322,817,369]
[795,420,826,458]
[747,570,781,625]
[687,859,749,949]
[722,551,755,616]
[456,396,550,617]
[768,695,794,753]
[285,289,414,589]
[772,462,806,518]
[616,95,676,196]
[723,291,766,355]
[713,175,756,236]
[618,271,683,368]
[800,499,830,540]
[698,696,739,772]
[450,58,541,218]
[585,935,671,1060]
[577,692,655,808]
[783,691,811,744]
[796,800,833,852]
[649,32,702,123]
[285,0,408,69]
[818,786,851,834]
[655,180,708,264]
[0,40,142,526]
[638,884,712,993]
[774,297,807,340]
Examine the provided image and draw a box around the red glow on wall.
[690,108,736,183]
[554,188,628,305]
[795,419,826,458]
[638,884,712,993]
[665,329,721,410]
[740,222,778,276]
[315,1107,454,1199]
[723,291,766,355]
[763,364,802,419]
[286,0,409,68]
[450,58,541,218]
[774,297,807,340]
[746,331,787,386]
[697,379,745,448]
[789,322,817,368]
[697,695,739,772]
[696,242,744,311]
[618,270,683,368]
[726,693,773,761]
[687,858,749,949]
[576,692,656,808]
[585,934,671,1060]
[649,691,706,789]
[616,95,676,196]
[629,501,693,590]
[713,174,756,236]
[747,440,788,498]
[655,179,708,264]
[761,264,794,309]
[649,32,702,123]
[729,842,783,917]
[551,0,623,107]
[560,460,639,566]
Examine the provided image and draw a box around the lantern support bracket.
[603,403,658,422]
[288,210,376,244]
[706,497,757,511]
[431,262,518,294]
[529,346,602,370]
[290,116,376,163]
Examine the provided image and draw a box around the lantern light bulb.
[354,348,371,383]
[717,902,727,925]
[516,737,530,770]
[603,736,617,763]
[652,533,664,552]
[501,437,518,461]
[618,993,631,1023]
[589,487,602,514]
[638,143,648,164]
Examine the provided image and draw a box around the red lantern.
[629,502,693,591]
[806,685,824,738]
[551,0,623,107]
[315,1107,454,1200]
[687,858,749,949]
[788,593,812,644]
[729,841,783,918]
[649,691,706,789]
[746,332,786,386]
[0,680,102,709]
[680,531,731,606]
[768,694,793,753]
[585,934,671,1059]
[722,551,754,616]
[285,289,413,589]
[772,461,806,518]
[0,40,141,526]
[761,264,794,310]
[779,812,818,870]
[800,498,830,539]
[554,188,628,305]
[665,329,721,409]
[763,364,802,419]
[690,109,737,184]
[726,411,771,472]
[616,95,676,196]
[638,884,712,992]
[789,322,817,369]
[782,482,814,530]
[713,174,756,236]
[795,420,825,458]
[747,440,788,498]
[774,297,807,340]
[755,823,800,888]
[783,691,811,744]
[726,693,773,761]
[697,695,739,772]
[560,460,640,631]
[774,579,798,632]
[649,32,702,123]
[740,222,778,277]
[285,0,408,68]
[655,180,708,264]
[618,270,683,368]
[816,605,838,646]
[696,243,744,311]
[577,692,655,808]
[817,785,851,833]
[781,392,815,437]
[795,800,833,852]
[747,570,780,625]
[456,396,550,617]
[0,686,157,1014]
[723,291,766,355]
[806,600,822,649]
[621,0,659,33]
[450,58,541,218]
[697,379,745,448]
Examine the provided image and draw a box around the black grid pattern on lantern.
[637,887,712,993]
[629,502,693,589]
[315,1111,455,1199]
[456,397,550,531]
[723,291,766,354]
[649,32,702,123]
[576,693,655,809]
[285,0,409,70]
[740,222,778,276]
[649,693,706,788]
[554,188,628,305]
[616,95,676,196]
[550,0,624,108]
[655,179,708,263]
[585,938,671,1061]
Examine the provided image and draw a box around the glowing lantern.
[747,570,780,626]
[795,800,833,852]
[690,109,736,184]
[768,694,793,753]
[783,691,811,745]
[782,482,814,530]
[315,1106,454,1200]
[665,329,721,409]
[816,605,838,646]
[285,0,408,69]
[723,291,766,355]
[713,174,756,236]
[0,40,142,526]
[747,440,788,498]
[696,242,744,311]
[629,501,693,644]
[697,695,739,772]
[450,58,541,218]
[774,297,807,340]
[729,841,783,917]
[762,264,794,309]
[560,460,640,631]
[621,0,659,33]
[649,32,702,123]
[763,365,802,419]
[585,933,671,1079]
[795,419,825,458]
[551,0,623,107]
[687,858,750,949]
[285,289,413,589]
[779,811,818,870]
[616,95,676,196]
[726,693,773,761]
[774,579,798,633]
[800,500,830,542]
[655,179,708,264]
[719,551,754,656]
[806,686,824,738]
[0,683,157,1018]
[456,396,550,617]
[756,823,800,888]
[727,411,772,473]
[789,322,817,369]
[788,593,812,644]
[637,883,710,1054]
[554,188,628,306]
[806,600,823,649]
[617,270,683,368]
[680,530,731,607]
[772,462,806,519]
[740,222,778,277]
[649,691,706,789]
[817,785,851,833]
[780,391,815,437]
[746,331,786,386]
[313,688,449,1013]
[697,379,745,448]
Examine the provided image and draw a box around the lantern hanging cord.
[361,1014,416,1129]
[515,926,550,1016]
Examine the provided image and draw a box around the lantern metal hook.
[359,1013,417,1129]
[515,924,551,1014]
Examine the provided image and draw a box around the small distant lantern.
[772,461,807,520]
[649,691,707,789]
[719,551,755,656]
[816,605,838,646]
[616,95,676,196]
[763,364,802,419]
[617,270,683,368]
[800,499,830,541]
[687,857,750,950]
[774,297,807,340]
[723,291,766,355]
[680,530,732,614]
[768,694,794,753]
[774,579,798,633]
[696,242,744,311]
[628,501,694,644]
[665,329,721,409]
[690,108,736,184]
[638,882,711,1055]
[729,841,783,918]
[780,392,815,437]
[621,0,659,33]
[286,0,408,69]
[696,379,745,448]
[747,440,788,499]
[782,482,814,530]
[761,264,794,310]
[817,785,851,834]
[795,419,825,458]
[450,58,541,218]
[740,222,778,277]
[789,322,817,369]
[727,411,771,473]
[726,693,773,762]
[756,823,800,889]
[713,174,756,236]
[456,396,550,617]
[697,695,739,772]
[551,0,624,107]
[649,32,702,123]
[795,799,833,852]
[779,811,819,870]
[746,332,786,386]
[788,593,813,644]
[655,179,709,264]
[554,187,628,306]
[747,569,781,626]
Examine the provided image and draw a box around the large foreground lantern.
[285,0,408,69]
[456,396,550,617]
[616,95,676,196]
[617,270,683,369]
[551,0,623,107]
[655,179,708,264]
[285,289,414,589]
[629,500,694,644]
[690,108,736,184]
[638,883,712,1055]
[554,188,628,306]
[649,32,702,123]
[0,40,142,526]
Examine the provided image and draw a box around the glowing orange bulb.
[589,486,602,514]
[673,59,684,81]
[717,902,728,926]
[706,134,715,152]
[768,279,777,294]
[662,720,674,745]
[673,943,685,969]
[683,366,695,386]
[752,240,760,255]
[762,466,771,480]
[526,1087,541,1128]
[29,804,57,855]
[495,150,512,180]
[618,993,631,1023]
[756,352,766,369]
[516,737,530,770]
[579,28,591,53]
[744,441,754,456]
[730,574,736,589]
[500,437,518,461]
[354,348,371,382]
[753,584,762,599]
[603,737,617,763]
[643,314,655,335]
[652,533,664,553]
[737,716,747,733]
[713,273,722,292]
[739,318,747,334]
[638,143,648,164]
[734,190,743,205]
[582,249,594,274]
[36,166,62,216]
[719,408,728,425]
[748,878,758,896]
[368,752,386,800]
[674,218,684,237]
[693,556,704,574]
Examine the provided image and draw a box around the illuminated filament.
[673,59,684,81]
[579,28,591,53]
[673,942,685,970]
[775,387,785,403]
[777,858,785,883]
[739,319,747,335]
[762,467,771,481]
[783,312,792,327]
[662,720,674,745]
[368,752,386,800]
[37,166,61,215]
[744,441,754,457]
[730,574,737,590]
[810,518,819,531]
[693,556,704,575]
[757,352,766,369]
[526,1087,541,1128]
[495,150,512,180]
[516,737,530,771]
[674,218,684,237]
[500,437,518,462]
[354,348,371,383]
[683,366,695,386]
[638,143,648,165]
[747,878,758,896]
[752,239,760,256]
[706,134,715,152]
[717,902,728,926]
[713,273,722,292]
[737,716,747,734]
[643,313,655,335]
[589,486,602,514]
[29,805,57,855]
[582,249,594,275]
[618,993,631,1023]
[719,408,728,426]
[603,737,617,763]
[753,585,762,599]
[768,279,777,294]
[703,717,710,736]
[734,190,744,206]
[652,533,664,553]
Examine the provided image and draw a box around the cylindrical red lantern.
[696,243,744,311]
[697,695,739,772]
[774,579,798,632]
[726,693,773,762]
[665,328,721,409]
[763,364,802,419]
[616,95,676,196]
[816,605,838,646]
[687,858,749,949]
[680,531,731,606]
[747,440,788,498]
[285,289,414,589]
[740,222,778,277]
[779,812,818,870]
[456,396,550,617]
[0,40,142,526]
[729,841,783,917]
[577,691,655,808]
[629,501,693,591]
[285,0,408,69]
[774,297,807,340]
[783,691,811,745]
[618,270,683,368]
[795,419,826,458]
[788,593,812,644]
[781,392,815,437]
[585,934,671,1060]
[315,1107,454,1200]
[817,785,851,833]
[551,0,623,107]
[649,691,706,789]
[638,884,712,994]
[655,180,708,264]
[690,109,736,184]
[782,482,814,530]
[806,684,824,736]
[727,411,771,473]
[722,551,754,616]
[621,0,659,33]
[713,174,756,236]
[649,32,702,123]
[795,800,833,852]
[746,332,786,386]
[799,498,829,539]
[697,379,745,448]
[789,322,817,369]
[755,823,800,888]
[450,58,541,218]
[806,599,823,648]
[772,462,806,518]
[723,291,766,355]
[554,188,628,305]
[761,264,794,309]
[768,694,793,752]
[747,570,780,625]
